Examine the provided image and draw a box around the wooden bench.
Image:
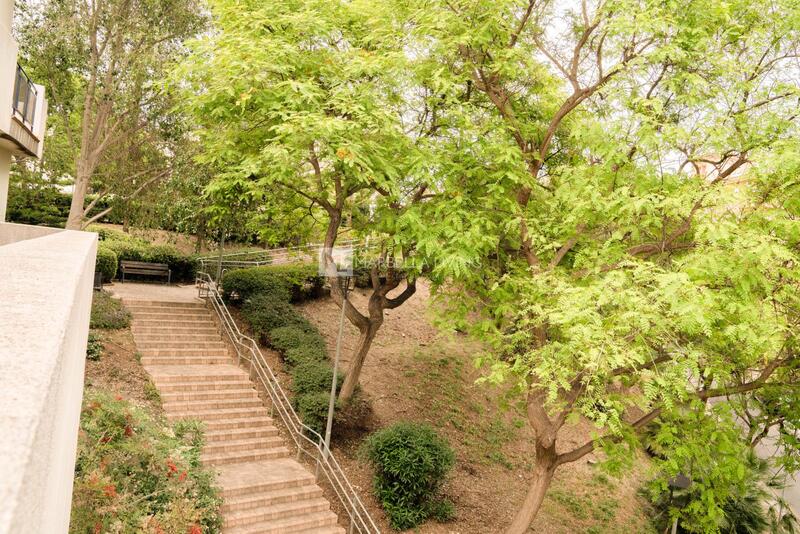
[120,260,171,284]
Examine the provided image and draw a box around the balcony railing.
[13,64,37,127]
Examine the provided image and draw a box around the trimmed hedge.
[95,245,118,282]
[291,361,343,397]
[241,295,309,341]
[362,422,455,530]
[270,325,326,356]
[230,262,372,435]
[222,263,324,303]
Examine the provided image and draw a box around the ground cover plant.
[90,291,131,330]
[69,391,222,533]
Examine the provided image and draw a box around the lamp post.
[323,273,350,462]
[668,473,691,534]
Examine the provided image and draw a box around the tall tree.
[377,0,800,531]
[16,0,204,229]
[177,0,428,401]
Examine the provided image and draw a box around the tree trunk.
[66,165,90,230]
[338,322,379,402]
[504,444,558,534]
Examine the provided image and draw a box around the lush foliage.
[222,264,324,303]
[15,0,206,229]
[70,391,222,533]
[362,422,455,530]
[176,0,422,402]
[90,291,131,330]
[647,446,798,533]
[95,246,119,283]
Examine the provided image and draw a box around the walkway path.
[117,285,344,533]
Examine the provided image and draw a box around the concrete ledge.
[0,221,61,246]
[0,228,97,534]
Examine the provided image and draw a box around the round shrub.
[362,422,455,530]
[291,360,343,397]
[95,245,118,282]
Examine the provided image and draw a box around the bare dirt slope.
[297,282,657,534]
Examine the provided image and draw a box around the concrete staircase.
[126,298,345,534]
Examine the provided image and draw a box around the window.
[12,64,37,127]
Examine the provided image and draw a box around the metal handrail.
[198,240,380,283]
[196,272,381,534]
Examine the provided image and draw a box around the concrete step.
[148,365,247,383]
[123,299,205,309]
[202,447,291,466]
[131,309,211,318]
[165,406,270,422]
[136,341,227,350]
[204,436,285,455]
[156,379,254,392]
[161,388,259,402]
[140,347,229,357]
[224,498,330,528]
[133,326,219,335]
[206,427,279,443]
[133,333,222,343]
[217,460,316,500]
[141,356,233,366]
[222,485,324,514]
[163,398,264,413]
[224,511,339,533]
[204,416,275,432]
[133,318,218,328]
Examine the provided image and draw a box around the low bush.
[222,263,324,303]
[90,291,131,330]
[291,360,343,397]
[241,295,308,341]
[361,422,455,530]
[70,391,222,532]
[269,325,326,357]
[284,345,327,366]
[296,391,333,436]
[95,245,118,282]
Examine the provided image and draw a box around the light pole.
[323,275,350,460]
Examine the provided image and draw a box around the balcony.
[0,222,97,534]
[6,64,41,158]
